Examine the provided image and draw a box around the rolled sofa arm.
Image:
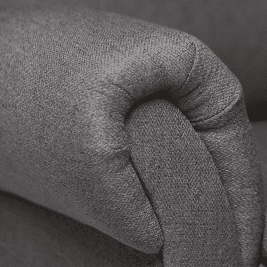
[0,2,264,266]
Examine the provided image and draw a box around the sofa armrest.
[0,2,264,266]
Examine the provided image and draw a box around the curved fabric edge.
[126,98,243,266]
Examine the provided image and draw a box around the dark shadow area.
[247,103,267,122]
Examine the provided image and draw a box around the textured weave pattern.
[0,2,264,266]
[0,191,163,267]
[126,99,242,266]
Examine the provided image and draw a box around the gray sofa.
[1,1,267,266]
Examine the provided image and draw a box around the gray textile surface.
[0,191,163,267]
[0,2,265,266]
[0,121,266,267]
[95,0,267,122]
[4,0,267,122]
[254,121,267,265]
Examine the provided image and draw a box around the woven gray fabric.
[0,2,264,266]
[126,99,242,266]
[95,0,267,122]
[0,191,163,267]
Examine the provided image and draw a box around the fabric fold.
[126,98,242,266]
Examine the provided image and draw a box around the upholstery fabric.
[0,121,266,267]
[0,1,265,266]
[5,0,267,121]
[97,0,267,122]
[0,191,163,267]
[254,121,267,266]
